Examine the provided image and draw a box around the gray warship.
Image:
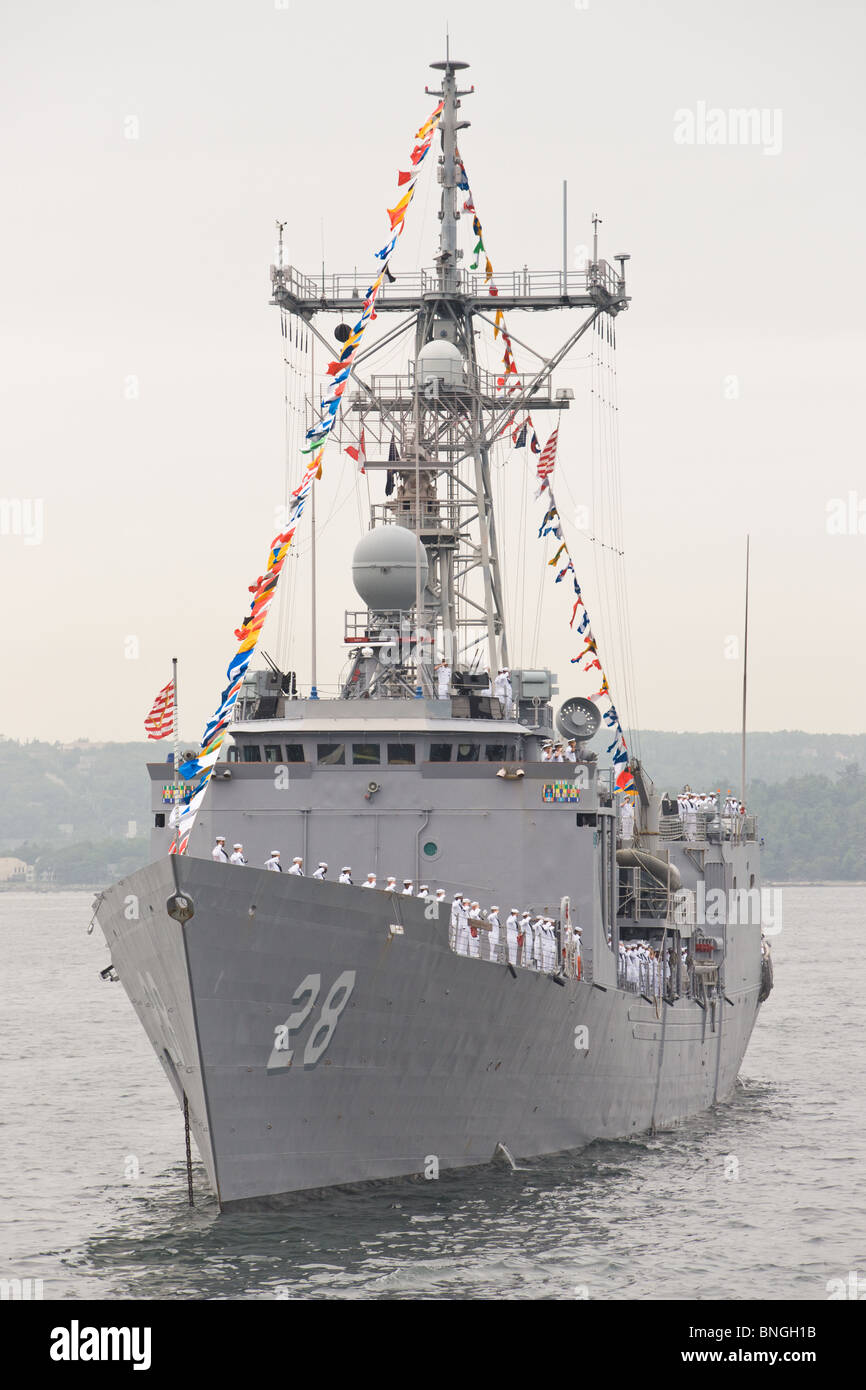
[94,56,771,1209]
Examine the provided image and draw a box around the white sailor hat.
[419,884,429,892]
[216,835,226,842]
[233,843,242,849]
[403,878,412,884]
[292,854,301,861]
[318,861,328,868]
[341,866,351,872]
[365,872,376,879]
[490,905,499,911]
[271,850,281,857]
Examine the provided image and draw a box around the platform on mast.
[270,263,628,316]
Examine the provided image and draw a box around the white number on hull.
[303,971,356,1065]
[268,971,356,1069]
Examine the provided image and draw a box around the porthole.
[423,841,440,859]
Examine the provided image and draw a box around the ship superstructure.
[94,56,770,1209]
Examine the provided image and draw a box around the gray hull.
[96,857,762,1208]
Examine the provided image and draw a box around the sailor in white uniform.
[543,918,558,971]
[434,887,446,905]
[620,797,635,843]
[417,884,430,901]
[362,872,377,889]
[212,837,228,863]
[505,909,519,964]
[625,945,639,990]
[401,879,414,896]
[264,850,282,872]
[229,843,246,865]
[515,913,531,968]
[312,861,328,880]
[338,866,353,885]
[468,901,483,957]
[436,661,452,699]
[493,669,513,717]
[455,896,471,956]
[565,740,577,762]
[449,894,463,949]
[530,916,547,970]
[649,949,660,995]
[384,875,398,893]
[487,906,501,962]
[288,855,304,876]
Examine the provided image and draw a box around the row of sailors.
[617,941,688,994]
[659,791,746,842]
[211,840,572,972]
[661,792,745,819]
[540,741,579,762]
[213,840,429,884]
[435,664,515,717]
[449,897,579,973]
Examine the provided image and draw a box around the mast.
[741,534,750,809]
[268,52,631,699]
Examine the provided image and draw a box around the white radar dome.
[352,526,429,612]
[417,339,465,388]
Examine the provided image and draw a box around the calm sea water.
[1,886,864,1301]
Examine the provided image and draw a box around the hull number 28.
[267,971,356,1069]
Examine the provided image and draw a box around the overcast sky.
[1,0,864,745]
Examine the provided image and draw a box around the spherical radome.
[352,526,429,611]
[417,339,465,388]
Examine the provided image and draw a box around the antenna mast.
[269,54,631,698]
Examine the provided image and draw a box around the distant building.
[0,857,28,882]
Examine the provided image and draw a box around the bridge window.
[387,743,415,765]
[353,743,380,765]
[485,743,515,761]
[317,743,346,766]
[285,744,305,763]
[264,744,283,763]
[456,743,479,762]
[242,745,262,763]
[430,743,452,761]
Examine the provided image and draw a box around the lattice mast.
[268,55,630,698]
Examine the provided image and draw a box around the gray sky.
[1,0,864,744]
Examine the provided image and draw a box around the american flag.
[144,680,175,740]
[536,428,559,486]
